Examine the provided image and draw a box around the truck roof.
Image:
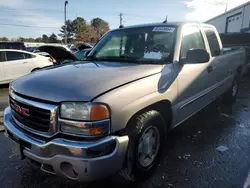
[112,22,213,31]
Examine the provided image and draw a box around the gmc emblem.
[14,104,30,117]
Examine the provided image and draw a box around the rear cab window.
[203,27,221,57]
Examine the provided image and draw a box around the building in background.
[24,42,46,47]
[206,1,250,33]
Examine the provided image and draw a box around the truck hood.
[11,62,163,103]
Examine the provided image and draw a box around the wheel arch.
[124,100,173,134]
[236,65,243,75]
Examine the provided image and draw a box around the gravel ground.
[1,75,250,188]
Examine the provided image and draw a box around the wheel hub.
[137,126,160,167]
[232,80,238,97]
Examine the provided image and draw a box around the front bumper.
[3,107,129,182]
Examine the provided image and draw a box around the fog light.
[89,127,104,136]
[86,139,116,158]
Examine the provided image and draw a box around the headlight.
[60,102,109,121]
[59,102,110,137]
[9,85,14,96]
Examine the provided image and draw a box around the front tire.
[120,110,166,182]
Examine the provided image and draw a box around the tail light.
[48,58,53,62]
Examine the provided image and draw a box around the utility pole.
[119,13,123,26]
[64,0,68,44]
[225,3,228,12]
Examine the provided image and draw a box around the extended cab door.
[0,51,6,83]
[4,51,35,81]
[173,25,213,125]
[202,27,231,97]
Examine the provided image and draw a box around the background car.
[26,46,37,52]
[0,42,26,50]
[74,48,92,60]
[35,51,56,63]
[66,44,78,53]
[36,45,79,64]
[0,49,54,84]
[41,44,72,52]
[75,43,93,50]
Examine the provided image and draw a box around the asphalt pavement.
[0,85,8,111]
[1,75,250,188]
[0,85,8,131]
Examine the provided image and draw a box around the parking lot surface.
[1,75,250,188]
[0,85,8,111]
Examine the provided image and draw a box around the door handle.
[22,62,28,64]
[207,66,213,73]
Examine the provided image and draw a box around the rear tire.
[223,75,240,104]
[120,110,166,182]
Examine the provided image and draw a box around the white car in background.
[35,51,56,63]
[0,49,54,84]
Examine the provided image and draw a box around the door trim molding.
[180,76,230,109]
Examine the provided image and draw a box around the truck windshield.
[87,26,176,63]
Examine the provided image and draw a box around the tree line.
[0,17,110,44]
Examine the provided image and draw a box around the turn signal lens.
[90,105,109,121]
[89,127,104,136]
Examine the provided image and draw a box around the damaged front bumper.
[4,107,129,182]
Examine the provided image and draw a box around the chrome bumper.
[3,107,129,182]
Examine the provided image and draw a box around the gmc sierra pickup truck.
[3,22,245,182]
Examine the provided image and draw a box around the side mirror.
[184,49,210,64]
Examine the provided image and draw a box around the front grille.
[10,97,51,132]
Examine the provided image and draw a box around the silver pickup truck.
[3,22,245,182]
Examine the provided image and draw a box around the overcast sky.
[0,0,248,38]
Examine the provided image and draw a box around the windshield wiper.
[90,55,141,63]
[119,55,168,64]
[119,55,141,60]
[86,54,167,64]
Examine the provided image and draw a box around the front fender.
[93,64,178,133]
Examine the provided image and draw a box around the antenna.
[119,13,124,27]
[163,15,168,23]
